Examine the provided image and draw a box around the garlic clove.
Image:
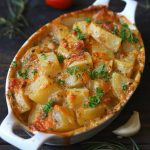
[112,111,141,137]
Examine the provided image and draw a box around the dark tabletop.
[0,0,150,149]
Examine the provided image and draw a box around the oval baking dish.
[0,0,145,150]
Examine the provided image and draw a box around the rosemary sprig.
[139,0,150,9]
[0,0,29,39]
[82,138,140,150]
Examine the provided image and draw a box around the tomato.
[45,0,73,10]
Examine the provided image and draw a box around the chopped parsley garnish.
[57,79,65,86]
[120,23,138,43]
[85,17,91,23]
[12,61,17,68]
[57,54,65,63]
[74,27,86,40]
[96,20,102,24]
[122,83,128,91]
[88,70,98,80]
[97,63,111,80]
[32,69,38,75]
[67,66,79,75]
[40,53,47,60]
[43,100,54,114]
[21,60,27,66]
[89,88,104,108]
[137,44,142,50]
[112,25,118,35]
[89,64,111,81]
[9,91,14,98]
[17,69,29,79]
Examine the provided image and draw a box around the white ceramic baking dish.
[0,0,140,149]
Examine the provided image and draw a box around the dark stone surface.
[0,0,150,149]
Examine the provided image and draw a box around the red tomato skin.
[45,0,73,10]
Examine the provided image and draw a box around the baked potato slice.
[52,105,78,131]
[66,88,89,109]
[68,52,93,69]
[88,79,110,93]
[37,52,61,77]
[73,21,89,36]
[25,75,60,104]
[51,24,69,42]
[14,89,31,113]
[57,33,79,58]
[28,104,43,125]
[114,52,136,77]
[76,104,107,126]
[89,22,122,52]
[57,43,71,58]
[111,72,132,100]
[91,40,114,60]
[65,74,83,88]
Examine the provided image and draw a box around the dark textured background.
[0,0,150,149]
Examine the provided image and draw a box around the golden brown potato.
[91,40,114,60]
[66,88,89,109]
[51,24,69,42]
[68,52,93,69]
[52,105,78,131]
[25,75,60,104]
[38,52,61,77]
[57,44,71,58]
[14,89,31,113]
[73,21,89,36]
[111,72,132,100]
[89,22,122,52]
[28,104,43,125]
[114,52,136,77]
[65,75,83,88]
[76,104,107,126]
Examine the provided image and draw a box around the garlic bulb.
[112,111,141,137]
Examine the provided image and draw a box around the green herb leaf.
[120,23,138,43]
[12,61,17,68]
[83,103,89,108]
[0,17,7,25]
[74,27,86,40]
[96,20,102,24]
[89,88,104,108]
[9,91,14,98]
[17,69,28,79]
[112,25,118,34]
[89,64,111,81]
[85,17,91,23]
[40,53,47,60]
[57,79,65,86]
[137,44,142,50]
[88,70,98,80]
[57,54,65,63]
[122,83,128,91]
[66,66,79,75]
[96,87,105,98]
[0,0,29,39]
[97,63,111,80]
[21,59,27,66]
[43,100,54,114]
[32,69,38,75]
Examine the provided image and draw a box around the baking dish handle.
[0,113,54,150]
[93,0,137,24]
[93,0,110,6]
